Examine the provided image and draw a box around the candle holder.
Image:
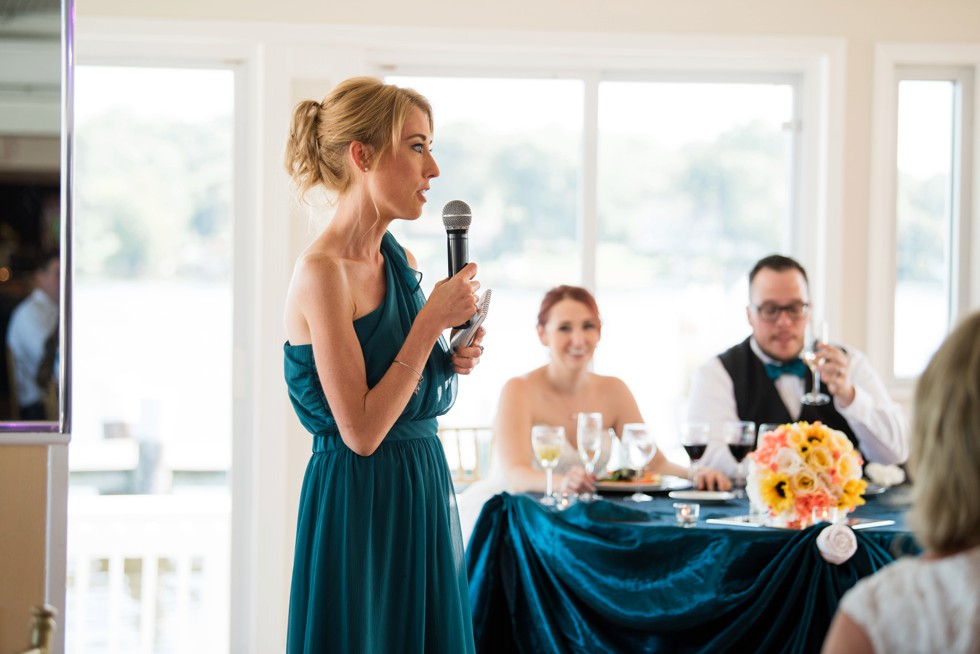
[810,506,842,526]
[673,502,700,528]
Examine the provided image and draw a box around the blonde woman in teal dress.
[282,77,484,653]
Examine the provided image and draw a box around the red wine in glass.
[728,443,753,462]
[683,443,708,461]
[680,422,710,487]
[724,420,757,498]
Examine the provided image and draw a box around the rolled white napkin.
[865,462,906,488]
[599,430,628,476]
[816,523,858,565]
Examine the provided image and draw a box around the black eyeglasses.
[750,301,809,322]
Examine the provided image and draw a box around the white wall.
[76,0,980,40]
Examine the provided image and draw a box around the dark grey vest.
[717,337,859,450]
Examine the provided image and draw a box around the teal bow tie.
[765,359,807,381]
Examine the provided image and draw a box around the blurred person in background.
[821,310,980,654]
[5,249,59,420]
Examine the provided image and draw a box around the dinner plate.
[595,475,693,493]
[668,490,737,503]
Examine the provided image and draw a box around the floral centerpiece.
[746,421,867,529]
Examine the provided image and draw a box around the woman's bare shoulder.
[593,373,633,395]
[501,368,547,397]
[291,245,349,293]
[288,246,355,322]
[294,244,341,276]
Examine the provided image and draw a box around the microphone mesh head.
[442,200,472,230]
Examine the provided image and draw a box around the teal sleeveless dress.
[284,232,475,654]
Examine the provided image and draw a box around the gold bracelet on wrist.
[393,360,423,395]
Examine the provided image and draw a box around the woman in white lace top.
[821,310,980,654]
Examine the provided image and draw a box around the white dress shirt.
[688,337,909,477]
[6,288,59,407]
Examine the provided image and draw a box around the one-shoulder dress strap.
[381,231,423,295]
[378,231,458,420]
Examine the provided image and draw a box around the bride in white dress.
[821,310,980,654]
[456,285,730,544]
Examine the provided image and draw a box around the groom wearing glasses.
[689,254,909,476]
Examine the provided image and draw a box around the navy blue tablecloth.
[466,490,919,654]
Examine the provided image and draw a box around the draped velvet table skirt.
[466,492,919,654]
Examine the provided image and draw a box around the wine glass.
[576,412,603,503]
[679,421,710,488]
[801,319,831,406]
[724,420,757,498]
[621,423,657,502]
[758,423,781,442]
[757,422,781,456]
[531,425,565,506]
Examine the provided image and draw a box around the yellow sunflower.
[840,478,868,509]
[760,472,794,514]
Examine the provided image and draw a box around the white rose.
[816,523,858,565]
[773,447,805,475]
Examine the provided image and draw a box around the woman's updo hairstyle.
[284,76,433,198]
[536,285,602,330]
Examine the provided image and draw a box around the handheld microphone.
[442,200,471,277]
[442,200,472,329]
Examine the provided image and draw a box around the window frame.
[74,34,268,653]
[869,45,980,396]
[369,44,839,312]
[376,50,838,453]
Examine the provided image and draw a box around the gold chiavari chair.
[437,425,494,489]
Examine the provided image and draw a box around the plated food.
[596,469,692,493]
[600,468,661,483]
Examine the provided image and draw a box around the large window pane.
[382,76,798,460]
[387,76,583,426]
[70,66,233,653]
[894,80,954,378]
[596,81,794,455]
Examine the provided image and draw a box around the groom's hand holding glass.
[811,339,856,407]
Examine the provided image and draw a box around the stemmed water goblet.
[679,421,710,489]
[621,423,657,502]
[758,423,781,442]
[801,319,831,406]
[576,412,603,503]
[532,425,565,506]
[724,420,756,498]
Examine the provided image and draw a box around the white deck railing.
[66,493,230,654]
